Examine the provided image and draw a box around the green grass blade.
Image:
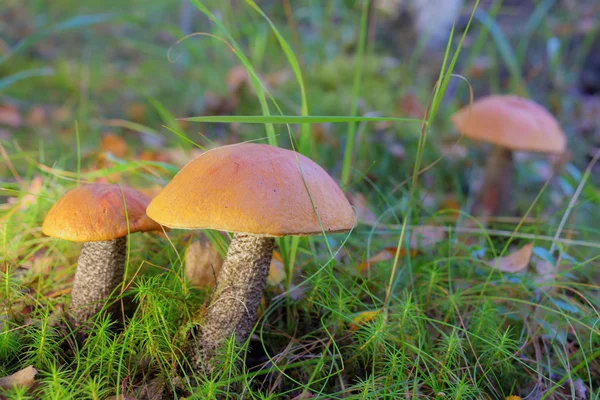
[0,68,54,92]
[190,0,277,147]
[474,8,529,96]
[341,0,369,187]
[244,0,311,155]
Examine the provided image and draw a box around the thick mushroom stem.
[69,237,127,327]
[194,233,275,372]
[472,146,514,220]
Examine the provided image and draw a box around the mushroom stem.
[472,145,514,219]
[194,233,275,372]
[69,237,127,327]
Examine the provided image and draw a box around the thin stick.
[550,148,600,254]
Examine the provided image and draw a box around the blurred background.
[1,0,598,179]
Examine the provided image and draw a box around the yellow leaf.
[349,310,381,331]
[101,132,129,158]
[268,251,285,286]
[490,243,534,273]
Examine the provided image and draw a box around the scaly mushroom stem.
[472,146,514,220]
[194,233,275,372]
[69,237,127,327]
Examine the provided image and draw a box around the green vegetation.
[1,0,599,399]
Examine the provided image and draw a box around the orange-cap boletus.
[146,143,356,371]
[42,184,163,327]
[451,95,566,217]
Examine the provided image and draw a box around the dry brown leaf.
[346,192,376,224]
[349,309,381,331]
[101,132,129,158]
[0,104,22,127]
[0,365,38,390]
[185,238,224,288]
[489,243,534,273]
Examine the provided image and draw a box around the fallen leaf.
[268,251,285,286]
[0,366,38,390]
[101,132,129,158]
[349,309,381,331]
[185,238,224,288]
[489,243,534,273]
[346,192,376,224]
[0,104,22,127]
[505,396,521,400]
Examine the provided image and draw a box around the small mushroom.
[451,95,566,219]
[146,143,356,372]
[42,184,164,328]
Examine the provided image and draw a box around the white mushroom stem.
[194,233,275,373]
[69,237,127,327]
[472,146,514,219]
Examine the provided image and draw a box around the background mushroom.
[146,143,356,372]
[42,184,163,329]
[450,94,566,219]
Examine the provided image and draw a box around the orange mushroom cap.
[450,95,566,153]
[146,143,356,236]
[42,184,164,242]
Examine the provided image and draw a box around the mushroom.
[146,143,355,372]
[450,95,566,219]
[42,184,164,328]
